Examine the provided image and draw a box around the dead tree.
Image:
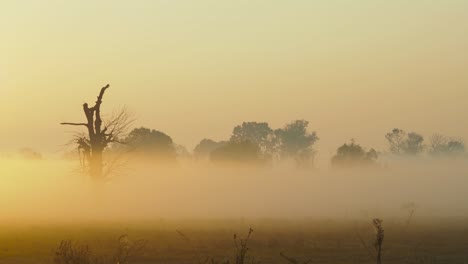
[373,218,384,264]
[61,85,132,183]
[356,218,385,264]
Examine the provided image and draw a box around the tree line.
[61,86,466,182]
[117,125,465,167]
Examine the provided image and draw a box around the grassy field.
[0,218,467,264]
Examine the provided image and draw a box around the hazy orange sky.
[1,1,467,156]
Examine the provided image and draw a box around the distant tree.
[123,127,176,160]
[402,132,424,155]
[275,120,318,166]
[429,133,446,153]
[193,139,227,160]
[61,85,134,183]
[385,129,424,155]
[210,140,263,165]
[385,128,406,154]
[230,122,275,157]
[429,134,465,156]
[62,149,79,161]
[175,144,191,159]
[19,148,42,160]
[331,140,378,168]
[446,140,465,154]
[197,120,318,166]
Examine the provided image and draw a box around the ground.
[0,218,467,264]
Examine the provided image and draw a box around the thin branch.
[60,122,89,127]
[108,138,127,145]
[102,106,135,144]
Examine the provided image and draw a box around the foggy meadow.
[0,86,467,263]
[2,1,468,263]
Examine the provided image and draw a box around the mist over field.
[1,157,466,223]
[2,1,468,263]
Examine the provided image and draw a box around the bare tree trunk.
[376,245,382,264]
[90,146,103,181]
[62,84,133,184]
[61,84,110,183]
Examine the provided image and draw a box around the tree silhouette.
[275,120,318,166]
[385,128,406,154]
[403,132,424,155]
[122,127,177,161]
[429,134,465,156]
[193,139,227,160]
[331,140,378,168]
[210,140,263,165]
[230,122,275,158]
[385,128,424,155]
[61,85,133,183]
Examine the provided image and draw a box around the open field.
[0,219,467,264]
[1,160,468,263]
[3,1,468,263]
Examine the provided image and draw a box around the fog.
[1,157,467,224]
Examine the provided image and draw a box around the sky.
[1,0,468,157]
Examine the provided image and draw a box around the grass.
[0,218,467,263]
[176,227,258,264]
[53,234,146,264]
